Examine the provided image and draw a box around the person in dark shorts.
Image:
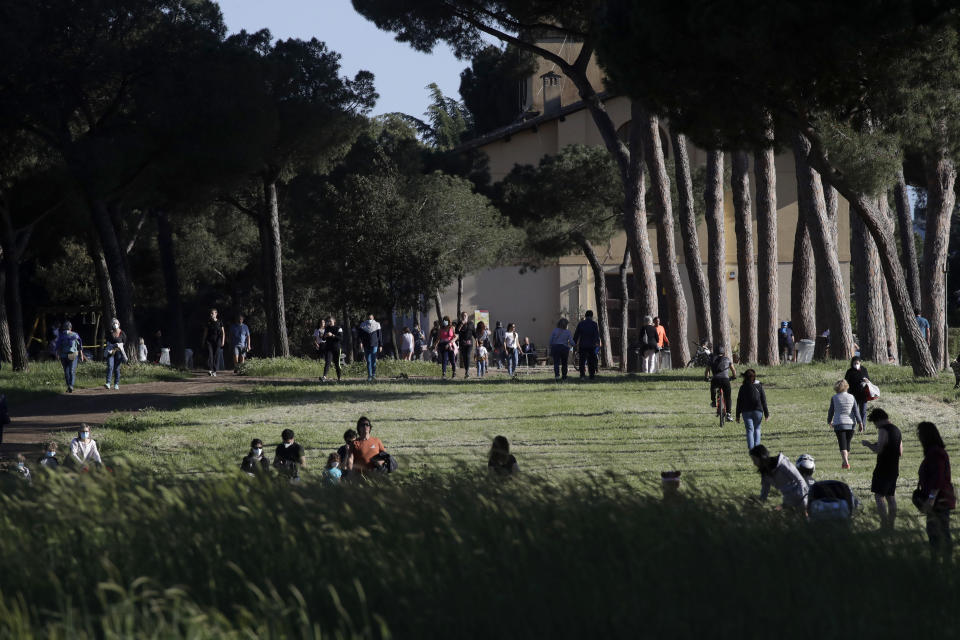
[862,408,902,530]
[321,316,343,382]
[705,348,736,422]
[202,308,225,377]
[273,429,306,482]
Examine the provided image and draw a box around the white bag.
[865,380,880,401]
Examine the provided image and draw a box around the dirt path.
[0,373,290,458]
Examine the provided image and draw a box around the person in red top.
[653,316,669,349]
[917,421,956,561]
[435,316,458,379]
[350,416,386,471]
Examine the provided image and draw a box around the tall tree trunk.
[881,275,898,363]
[0,209,28,370]
[256,213,277,356]
[434,290,443,324]
[851,207,887,363]
[801,132,936,376]
[754,133,779,364]
[342,307,354,364]
[578,236,614,367]
[155,210,186,368]
[620,103,658,319]
[818,185,841,335]
[790,183,817,341]
[619,248,631,371]
[641,112,689,365]
[921,148,955,370]
[85,231,116,346]
[794,135,854,361]
[0,269,12,364]
[732,151,758,363]
[672,130,712,347]
[456,275,464,319]
[262,174,290,357]
[894,168,922,310]
[88,197,138,357]
[705,150,730,355]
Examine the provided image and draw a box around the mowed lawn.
[79,360,959,501]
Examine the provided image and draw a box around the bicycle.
[716,385,727,429]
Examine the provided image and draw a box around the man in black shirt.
[273,428,306,482]
[201,308,225,377]
[321,316,343,382]
[493,321,506,369]
[863,408,902,531]
[573,310,601,380]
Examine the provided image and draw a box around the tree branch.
[124,208,149,255]
[218,194,260,219]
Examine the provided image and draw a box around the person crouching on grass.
[749,445,808,513]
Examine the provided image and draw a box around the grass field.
[2,358,958,637]
[75,358,959,503]
[0,360,188,405]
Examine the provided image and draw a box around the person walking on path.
[704,348,736,422]
[321,316,343,382]
[862,408,902,531]
[778,321,795,363]
[54,320,86,392]
[358,314,383,381]
[749,444,808,512]
[504,323,521,376]
[202,308,225,377]
[399,327,414,361]
[549,318,575,380]
[229,314,252,373]
[653,316,669,371]
[640,316,659,373]
[436,316,457,378]
[827,379,863,470]
[493,320,506,370]
[458,318,475,378]
[104,318,127,390]
[735,369,769,450]
[916,421,955,562]
[844,356,872,427]
[413,324,425,361]
[573,311,601,380]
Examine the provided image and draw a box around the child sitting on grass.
[323,453,342,485]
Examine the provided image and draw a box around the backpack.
[59,332,80,357]
[372,452,398,473]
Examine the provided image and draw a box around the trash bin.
[658,348,672,371]
[796,339,815,363]
[628,347,643,372]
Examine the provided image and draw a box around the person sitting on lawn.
[241,438,271,476]
[336,429,357,476]
[350,417,386,473]
[38,442,60,470]
[69,424,102,471]
[15,454,31,482]
[323,453,342,485]
[273,429,305,482]
[488,435,519,476]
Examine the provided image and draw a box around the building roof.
[455,91,615,152]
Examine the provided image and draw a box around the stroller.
[808,480,858,522]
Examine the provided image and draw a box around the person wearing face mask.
[273,429,306,482]
[38,442,60,470]
[844,356,871,427]
[69,424,102,471]
[14,454,31,482]
[241,438,271,476]
[104,318,128,390]
[436,316,457,379]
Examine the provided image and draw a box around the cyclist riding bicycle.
[704,347,736,422]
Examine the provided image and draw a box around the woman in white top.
[827,379,863,470]
[399,327,415,360]
[70,424,103,470]
[504,323,521,376]
[549,318,575,380]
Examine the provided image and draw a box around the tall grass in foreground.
[0,470,957,638]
